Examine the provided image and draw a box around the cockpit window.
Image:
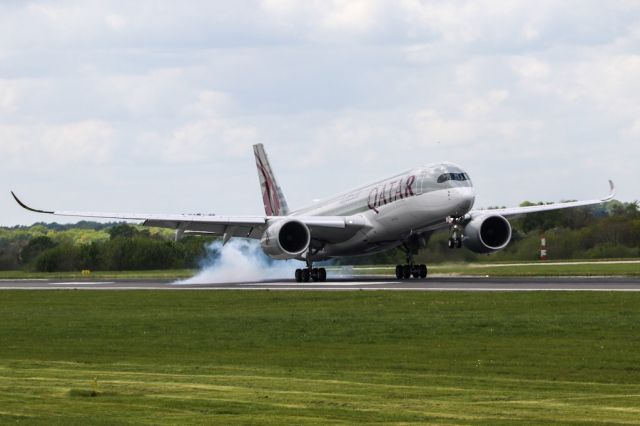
[437,172,470,183]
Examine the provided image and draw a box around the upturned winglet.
[10,191,54,214]
[604,180,616,201]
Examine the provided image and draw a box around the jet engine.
[261,219,311,260]
[462,214,512,254]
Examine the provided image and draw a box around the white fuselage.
[289,163,476,259]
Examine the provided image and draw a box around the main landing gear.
[396,234,428,279]
[395,263,427,279]
[295,257,327,282]
[295,267,327,282]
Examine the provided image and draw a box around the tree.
[108,224,138,240]
[21,236,57,264]
[34,244,80,272]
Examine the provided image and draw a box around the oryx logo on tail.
[253,143,290,216]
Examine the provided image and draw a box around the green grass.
[1,291,640,424]
[0,269,194,280]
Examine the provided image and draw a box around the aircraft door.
[418,169,428,195]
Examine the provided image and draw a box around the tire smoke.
[175,239,303,284]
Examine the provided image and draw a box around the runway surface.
[1,276,640,291]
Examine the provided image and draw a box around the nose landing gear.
[447,216,464,249]
[447,236,462,249]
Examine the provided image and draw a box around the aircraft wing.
[11,192,356,240]
[470,180,616,218]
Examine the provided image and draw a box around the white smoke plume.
[175,239,304,284]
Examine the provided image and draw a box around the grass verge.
[0,269,194,280]
[0,291,639,424]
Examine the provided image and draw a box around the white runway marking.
[50,282,115,286]
[241,281,397,286]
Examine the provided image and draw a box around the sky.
[1,0,639,226]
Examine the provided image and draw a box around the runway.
[1,276,640,291]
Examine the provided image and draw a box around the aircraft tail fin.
[253,143,290,216]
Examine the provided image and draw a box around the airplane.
[12,143,615,283]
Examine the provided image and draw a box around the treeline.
[1,200,638,271]
[0,223,213,272]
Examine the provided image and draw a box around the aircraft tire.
[295,269,302,282]
[319,268,327,282]
[456,238,462,248]
[395,265,403,279]
[412,266,420,278]
[311,268,320,282]
[419,264,427,279]
[402,265,411,279]
[447,238,455,249]
[302,268,310,282]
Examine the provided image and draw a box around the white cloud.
[0,120,116,168]
[105,13,126,31]
[510,56,550,80]
[413,110,474,144]
[145,118,259,164]
[319,0,378,35]
[461,90,509,118]
[0,82,19,113]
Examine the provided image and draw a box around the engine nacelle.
[261,219,311,260]
[462,214,512,254]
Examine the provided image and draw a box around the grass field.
[1,291,640,424]
[0,269,194,280]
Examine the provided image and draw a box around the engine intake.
[261,219,311,259]
[462,214,512,254]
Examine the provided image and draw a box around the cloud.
[105,13,126,31]
[159,118,258,163]
[0,120,116,168]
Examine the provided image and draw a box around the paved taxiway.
[1,276,639,291]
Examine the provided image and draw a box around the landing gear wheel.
[395,265,403,279]
[419,264,427,279]
[297,266,327,283]
[402,265,411,279]
[448,238,455,249]
[456,237,462,249]
[412,265,420,278]
[319,268,327,282]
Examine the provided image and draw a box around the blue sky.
[1,1,638,225]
